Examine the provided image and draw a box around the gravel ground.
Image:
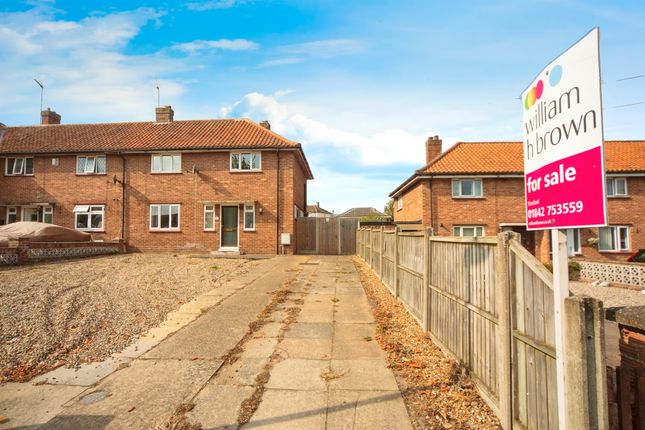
[570,281,645,308]
[0,254,259,382]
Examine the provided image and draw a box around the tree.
[384,199,394,218]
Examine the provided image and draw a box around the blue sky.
[1,0,643,213]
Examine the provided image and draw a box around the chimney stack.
[259,120,271,130]
[425,135,442,164]
[41,108,61,125]
[155,105,174,123]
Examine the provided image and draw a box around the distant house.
[306,202,334,218]
[339,207,389,221]
[389,136,645,263]
[0,106,314,254]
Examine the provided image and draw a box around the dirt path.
[0,254,258,382]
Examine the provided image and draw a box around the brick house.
[0,107,313,254]
[390,136,644,263]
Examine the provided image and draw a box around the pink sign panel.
[525,146,605,229]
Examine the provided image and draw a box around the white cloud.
[219,92,452,166]
[186,0,250,11]
[281,39,362,58]
[259,57,304,68]
[173,38,259,53]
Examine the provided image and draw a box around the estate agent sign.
[522,28,607,230]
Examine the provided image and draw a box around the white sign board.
[522,28,607,230]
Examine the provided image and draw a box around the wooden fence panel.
[295,217,358,255]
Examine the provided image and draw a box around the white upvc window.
[453,225,485,237]
[598,226,630,252]
[74,205,105,231]
[244,203,255,231]
[5,157,34,176]
[452,178,483,198]
[151,154,181,173]
[204,205,215,231]
[150,204,180,231]
[294,205,304,219]
[7,207,17,224]
[566,228,581,255]
[76,155,106,174]
[230,152,261,171]
[43,207,54,224]
[397,198,403,211]
[606,177,628,197]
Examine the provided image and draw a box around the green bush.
[543,260,581,281]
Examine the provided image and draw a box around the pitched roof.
[338,207,386,218]
[0,118,313,179]
[390,140,645,197]
[306,203,333,215]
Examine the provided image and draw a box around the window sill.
[150,172,183,175]
[76,173,107,176]
[607,196,630,199]
[243,228,256,232]
[229,170,263,173]
[76,229,105,233]
[4,174,35,177]
[452,196,485,200]
[598,250,631,254]
[149,229,182,233]
[204,229,216,232]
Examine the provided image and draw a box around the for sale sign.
[522,28,607,230]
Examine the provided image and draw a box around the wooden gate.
[296,217,358,255]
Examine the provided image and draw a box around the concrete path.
[0,255,412,430]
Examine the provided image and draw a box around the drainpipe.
[119,154,126,242]
[276,149,281,254]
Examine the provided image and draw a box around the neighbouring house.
[0,107,313,254]
[339,207,390,221]
[389,136,645,263]
[306,202,334,218]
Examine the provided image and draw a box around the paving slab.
[188,384,255,429]
[214,357,268,386]
[284,322,333,339]
[41,359,220,430]
[32,356,131,387]
[330,360,399,391]
[333,323,377,341]
[332,339,385,360]
[265,359,328,391]
[277,338,332,360]
[241,338,279,359]
[326,390,413,430]
[243,389,327,430]
[0,383,86,430]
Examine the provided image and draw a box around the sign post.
[521,28,606,428]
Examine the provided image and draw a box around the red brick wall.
[0,151,307,254]
[393,182,425,223]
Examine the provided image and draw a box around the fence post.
[379,227,385,280]
[394,226,400,299]
[495,232,513,430]
[563,295,608,429]
[422,227,431,331]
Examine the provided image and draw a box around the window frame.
[452,225,485,237]
[7,207,17,224]
[150,154,182,174]
[606,177,628,197]
[5,157,34,176]
[566,228,582,255]
[230,152,262,172]
[397,198,403,211]
[43,206,54,224]
[598,225,630,252]
[74,205,105,232]
[203,205,215,231]
[149,204,181,231]
[244,203,256,231]
[76,155,107,175]
[451,178,483,198]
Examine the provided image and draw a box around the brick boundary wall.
[0,239,126,265]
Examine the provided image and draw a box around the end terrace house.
[0,107,313,254]
[390,136,644,263]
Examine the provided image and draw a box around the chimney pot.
[41,108,61,125]
[425,135,442,164]
[259,120,271,130]
[155,105,174,123]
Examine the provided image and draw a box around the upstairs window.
[74,205,105,231]
[453,225,485,237]
[230,152,261,171]
[77,155,106,174]
[5,157,34,176]
[606,177,627,197]
[452,179,483,198]
[599,226,629,252]
[151,154,181,173]
[397,198,403,211]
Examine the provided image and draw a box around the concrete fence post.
[495,232,513,430]
[422,228,431,331]
[394,226,400,299]
[564,295,609,429]
[379,227,385,280]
